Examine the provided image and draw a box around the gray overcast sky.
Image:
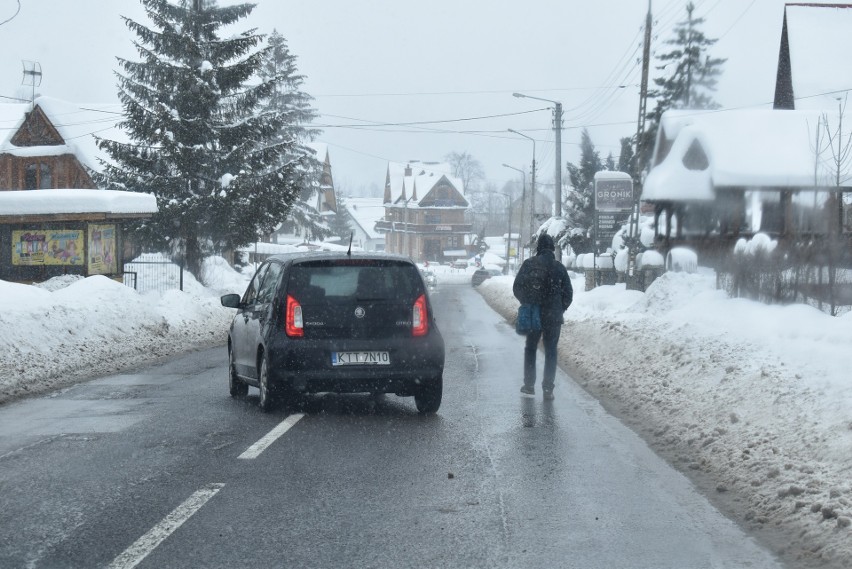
[0,0,825,195]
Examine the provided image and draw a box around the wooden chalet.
[374,161,471,263]
[641,3,852,263]
[0,97,156,283]
[268,142,337,245]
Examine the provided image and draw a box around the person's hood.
[537,233,555,253]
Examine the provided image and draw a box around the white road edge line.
[107,482,225,569]
[238,413,305,460]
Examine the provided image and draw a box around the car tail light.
[285,295,304,337]
[412,294,428,337]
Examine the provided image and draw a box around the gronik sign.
[593,171,634,254]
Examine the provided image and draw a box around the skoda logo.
[354,306,366,319]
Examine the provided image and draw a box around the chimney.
[404,164,412,176]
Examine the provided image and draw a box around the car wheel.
[414,374,443,414]
[229,347,248,398]
[258,354,276,412]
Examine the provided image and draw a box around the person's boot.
[520,385,535,395]
[543,389,554,401]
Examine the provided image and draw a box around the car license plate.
[331,351,390,366]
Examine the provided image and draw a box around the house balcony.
[374,220,473,234]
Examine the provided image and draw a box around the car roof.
[266,250,415,266]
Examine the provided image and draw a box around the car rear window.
[286,259,423,301]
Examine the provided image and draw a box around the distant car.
[221,252,445,413]
[471,268,501,286]
[421,270,437,288]
[450,260,468,269]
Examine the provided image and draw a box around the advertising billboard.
[88,224,117,274]
[12,229,84,266]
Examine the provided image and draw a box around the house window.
[425,213,441,224]
[24,163,52,189]
[683,140,709,171]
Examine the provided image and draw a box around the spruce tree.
[328,192,355,243]
[638,1,726,172]
[97,0,310,278]
[617,136,635,175]
[566,128,603,235]
[258,29,330,243]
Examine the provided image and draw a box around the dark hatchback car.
[221,252,445,413]
[471,267,501,286]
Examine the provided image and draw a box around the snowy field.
[1,258,851,566]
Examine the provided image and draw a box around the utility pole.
[507,129,536,246]
[635,0,652,170]
[627,0,653,289]
[554,102,563,218]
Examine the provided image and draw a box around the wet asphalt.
[0,283,786,568]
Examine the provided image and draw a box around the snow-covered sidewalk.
[478,270,852,568]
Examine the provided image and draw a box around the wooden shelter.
[0,97,156,283]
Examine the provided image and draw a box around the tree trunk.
[184,234,204,283]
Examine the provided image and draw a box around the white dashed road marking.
[108,483,225,569]
[238,413,305,460]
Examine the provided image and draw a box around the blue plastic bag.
[515,303,541,335]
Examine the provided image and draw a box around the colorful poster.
[12,229,84,266]
[88,224,117,274]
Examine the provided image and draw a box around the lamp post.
[507,129,536,245]
[512,93,562,218]
[502,163,525,266]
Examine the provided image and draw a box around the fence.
[123,256,184,294]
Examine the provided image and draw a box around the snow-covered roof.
[0,97,125,173]
[593,170,632,181]
[0,189,157,217]
[344,197,385,240]
[643,108,829,202]
[0,102,28,145]
[385,161,464,206]
[784,4,852,110]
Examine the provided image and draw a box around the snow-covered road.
[1,259,850,567]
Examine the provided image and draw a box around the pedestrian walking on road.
[512,233,573,400]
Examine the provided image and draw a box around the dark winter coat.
[513,249,573,326]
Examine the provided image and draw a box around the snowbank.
[0,257,244,404]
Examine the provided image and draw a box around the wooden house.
[268,142,337,245]
[641,3,852,262]
[0,97,156,283]
[374,161,471,263]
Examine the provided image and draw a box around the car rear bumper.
[265,332,444,395]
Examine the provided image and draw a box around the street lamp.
[502,163,525,267]
[513,93,563,219]
[507,128,536,246]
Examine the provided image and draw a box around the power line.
[313,86,639,99]
[718,0,757,39]
[319,107,549,128]
[0,0,20,27]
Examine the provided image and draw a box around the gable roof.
[344,197,385,240]
[775,4,852,110]
[383,161,466,207]
[0,96,125,172]
[643,108,831,202]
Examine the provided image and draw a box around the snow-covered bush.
[614,249,629,272]
[638,250,664,268]
[595,255,614,269]
[666,247,698,273]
